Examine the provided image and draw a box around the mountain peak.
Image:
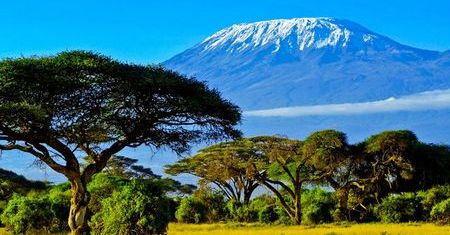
[164,17,447,110]
[199,17,383,53]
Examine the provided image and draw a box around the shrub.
[247,194,277,224]
[88,173,126,215]
[0,193,69,234]
[301,188,337,224]
[226,200,257,222]
[375,193,423,223]
[91,179,173,235]
[175,187,226,223]
[175,197,207,223]
[430,198,450,224]
[258,205,278,223]
[421,185,450,215]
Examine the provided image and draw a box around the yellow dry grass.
[168,223,450,235]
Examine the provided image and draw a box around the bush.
[258,205,278,223]
[88,173,126,215]
[91,179,173,235]
[175,197,207,223]
[0,192,69,234]
[301,188,337,224]
[175,187,226,223]
[421,185,450,215]
[430,198,450,224]
[226,200,257,222]
[248,195,278,224]
[375,193,423,223]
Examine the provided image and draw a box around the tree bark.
[335,188,350,221]
[293,184,302,225]
[68,178,91,235]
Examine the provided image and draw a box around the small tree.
[166,139,259,204]
[302,130,351,217]
[0,51,241,234]
[248,136,308,225]
[360,130,418,202]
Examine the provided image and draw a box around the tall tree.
[165,139,259,204]
[0,51,241,234]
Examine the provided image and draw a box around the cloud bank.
[244,89,450,117]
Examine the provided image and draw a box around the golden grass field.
[168,223,450,235]
[0,223,449,234]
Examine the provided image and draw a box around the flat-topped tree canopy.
[0,50,241,234]
[165,138,260,204]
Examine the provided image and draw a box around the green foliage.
[91,179,173,235]
[175,197,207,224]
[258,205,279,224]
[175,187,227,223]
[303,130,348,172]
[301,188,337,224]
[88,173,126,215]
[375,193,423,223]
[194,188,227,223]
[430,198,450,224]
[165,139,259,204]
[0,168,47,201]
[226,200,258,222]
[364,130,418,183]
[0,192,69,234]
[0,50,241,156]
[421,185,450,214]
[251,195,279,224]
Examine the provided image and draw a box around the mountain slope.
[164,17,450,110]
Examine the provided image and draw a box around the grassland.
[168,223,450,235]
[1,223,449,234]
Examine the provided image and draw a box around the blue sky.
[1,0,449,182]
[1,0,449,64]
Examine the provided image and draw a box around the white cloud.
[244,89,450,117]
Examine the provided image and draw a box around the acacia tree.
[248,136,309,225]
[0,51,241,234]
[359,130,417,202]
[302,130,420,220]
[301,130,370,220]
[165,139,259,204]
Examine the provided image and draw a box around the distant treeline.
[166,130,450,225]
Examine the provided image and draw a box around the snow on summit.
[200,17,381,53]
[164,17,449,110]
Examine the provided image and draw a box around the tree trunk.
[293,184,302,225]
[335,188,350,221]
[243,191,251,205]
[68,178,91,235]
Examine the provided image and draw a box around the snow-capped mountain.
[199,17,412,54]
[164,17,450,110]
